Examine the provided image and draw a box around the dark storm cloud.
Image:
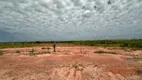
[0,0,142,42]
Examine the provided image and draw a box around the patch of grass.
[72,61,84,70]
[72,40,142,49]
[95,51,106,53]
[41,47,46,49]
[126,58,142,62]
[0,40,142,49]
[29,49,36,56]
[16,50,21,53]
[30,49,34,53]
[1,40,142,49]
[0,43,42,49]
[0,50,4,56]
[80,48,87,54]
[42,47,51,54]
[94,50,117,54]
[29,53,36,56]
[47,47,51,53]
[46,51,51,54]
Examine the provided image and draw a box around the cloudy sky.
[0,0,142,42]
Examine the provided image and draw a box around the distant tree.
[35,41,41,44]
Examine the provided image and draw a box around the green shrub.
[120,43,128,47]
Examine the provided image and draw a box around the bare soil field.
[0,46,142,80]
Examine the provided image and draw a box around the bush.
[120,43,128,47]
[16,50,21,53]
[95,50,106,53]
[29,49,36,56]
[0,50,4,56]
[128,43,142,48]
[94,50,117,54]
[29,53,36,56]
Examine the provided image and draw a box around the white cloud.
[0,0,142,41]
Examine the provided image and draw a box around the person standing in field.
[53,43,56,52]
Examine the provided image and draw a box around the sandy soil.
[0,46,142,80]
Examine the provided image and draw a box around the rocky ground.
[0,46,142,80]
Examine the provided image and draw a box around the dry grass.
[95,50,117,54]
[29,49,36,56]
[0,50,4,56]
[16,50,21,53]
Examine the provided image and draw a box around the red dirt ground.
[0,46,142,80]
